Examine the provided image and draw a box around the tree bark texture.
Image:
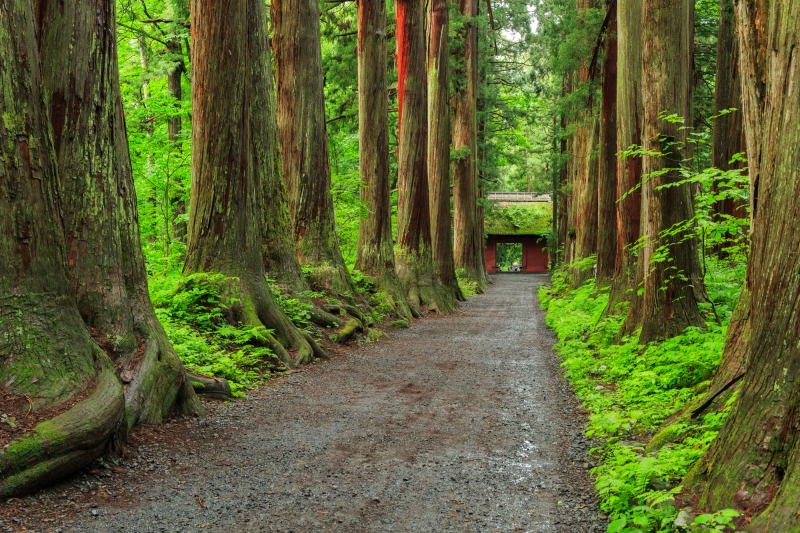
[354,0,413,319]
[595,7,618,285]
[395,0,456,313]
[186,0,320,367]
[710,0,748,255]
[568,0,598,287]
[271,0,354,298]
[636,0,705,344]
[427,0,463,301]
[453,0,487,291]
[612,0,644,328]
[697,4,800,530]
[37,0,199,429]
[166,37,187,244]
[251,1,309,297]
[0,0,126,496]
[570,116,599,286]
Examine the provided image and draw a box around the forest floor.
[0,274,606,533]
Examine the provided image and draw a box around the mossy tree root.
[0,364,126,497]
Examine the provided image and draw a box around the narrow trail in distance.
[18,275,606,533]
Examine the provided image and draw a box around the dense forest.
[1,0,800,531]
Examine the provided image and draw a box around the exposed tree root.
[0,364,126,497]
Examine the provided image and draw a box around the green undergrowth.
[539,258,745,533]
[456,268,481,298]
[150,273,295,395]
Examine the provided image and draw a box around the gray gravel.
[4,274,605,533]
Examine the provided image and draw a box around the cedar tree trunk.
[354,0,413,319]
[0,0,126,496]
[427,0,463,301]
[595,7,618,285]
[698,5,800,529]
[395,0,457,313]
[271,0,355,298]
[453,0,487,291]
[37,0,200,429]
[611,0,644,327]
[185,0,321,366]
[636,0,704,344]
[253,3,309,296]
[710,0,747,239]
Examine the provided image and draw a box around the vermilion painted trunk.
[186,0,321,366]
[395,0,456,313]
[693,5,800,531]
[427,0,463,301]
[595,7,618,285]
[271,0,354,298]
[354,0,412,318]
[636,0,704,344]
[612,0,644,328]
[453,0,487,291]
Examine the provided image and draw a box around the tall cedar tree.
[635,0,704,344]
[253,2,309,296]
[453,0,488,291]
[710,0,746,235]
[427,0,463,301]
[165,2,189,244]
[594,4,618,285]
[610,0,643,327]
[569,0,599,286]
[395,0,456,313]
[185,0,323,367]
[355,0,413,319]
[696,4,800,530]
[37,0,198,430]
[271,0,355,298]
[0,0,189,497]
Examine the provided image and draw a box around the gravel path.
[4,274,605,533]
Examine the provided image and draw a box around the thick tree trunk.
[611,0,644,328]
[453,0,487,291]
[570,116,599,286]
[710,0,747,242]
[186,0,320,367]
[595,8,618,286]
[37,0,200,428]
[354,0,413,319]
[694,5,800,530]
[0,0,126,496]
[427,0,463,302]
[636,0,704,344]
[247,4,309,298]
[271,0,355,298]
[569,0,598,287]
[395,0,456,313]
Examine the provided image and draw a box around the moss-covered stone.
[390,320,409,328]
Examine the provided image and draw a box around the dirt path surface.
[2,274,606,533]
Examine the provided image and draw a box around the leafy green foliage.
[150,274,287,395]
[456,268,481,298]
[540,255,745,533]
